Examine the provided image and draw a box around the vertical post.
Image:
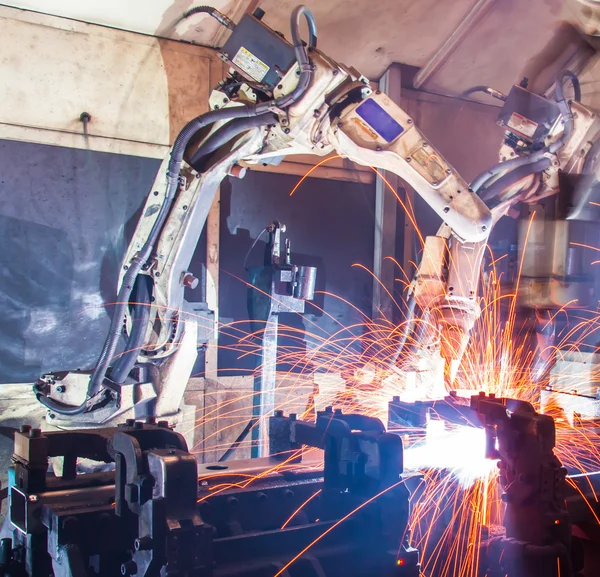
[251,314,279,458]
[202,188,220,460]
[372,64,402,320]
[205,189,220,381]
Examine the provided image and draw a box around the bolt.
[257,492,267,501]
[376,146,382,151]
[158,420,169,428]
[153,191,159,196]
[337,122,343,128]
[49,413,56,419]
[227,497,239,508]
[125,419,135,426]
[325,406,333,413]
[333,70,339,75]
[284,128,290,134]
[289,413,297,421]
[121,561,138,576]
[334,408,343,417]
[223,97,228,103]
[182,272,199,290]
[134,422,143,429]
[406,158,411,163]
[145,416,156,425]
[393,395,400,402]
[423,142,428,148]
[407,119,412,124]
[277,84,283,90]
[56,385,65,393]
[284,489,295,499]
[135,536,153,551]
[446,169,452,175]
[229,164,247,179]
[376,90,381,95]
[19,425,31,434]
[274,410,284,418]
[29,495,38,503]
[482,226,487,232]
[155,272,161,277]
[182,205,188,211]
[29,429,41,438]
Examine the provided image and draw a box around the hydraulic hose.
[264,5,316,111]
[471,150,548,193]
[87,104,263,401]
[69,5,318,413]
[188,113,277,170]
[556,69,581,103]
[462,85,507,102]
[36,392,94,416]
[109,275,153,385]
[183,5,236,30]
[480,157,552,205]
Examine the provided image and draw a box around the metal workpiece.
[4,414,419,577]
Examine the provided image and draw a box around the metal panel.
[0,139,160,383]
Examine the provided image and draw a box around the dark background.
[0,140,377,382]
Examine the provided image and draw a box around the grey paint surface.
[0,139,160,382]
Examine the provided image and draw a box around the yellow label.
[232,47,270,83]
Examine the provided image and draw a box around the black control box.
[220,13,297,92]
[498,85,561,143]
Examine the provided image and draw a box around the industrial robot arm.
[33,5,600,426]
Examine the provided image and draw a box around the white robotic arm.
[34,4,599,426]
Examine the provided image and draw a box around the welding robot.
[12,3,600,577]
[32,3,600,427]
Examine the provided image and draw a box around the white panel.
[0,6,171,151]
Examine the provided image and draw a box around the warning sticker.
[507,112,538,139]
[232,47,270,83]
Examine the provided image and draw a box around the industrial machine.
[5,3,600,577]
[2,397,590,577]
[2,411,418,577]
[30,4,600,429]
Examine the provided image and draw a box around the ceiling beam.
[413,0,496,89]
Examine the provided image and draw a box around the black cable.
[244,228,268,270]
[183,5,236,30]
[462,85,507,102]
[109,275,153,385]
[556,69,581,103]
[188,113,277,171]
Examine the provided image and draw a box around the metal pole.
[251,313,279,457]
